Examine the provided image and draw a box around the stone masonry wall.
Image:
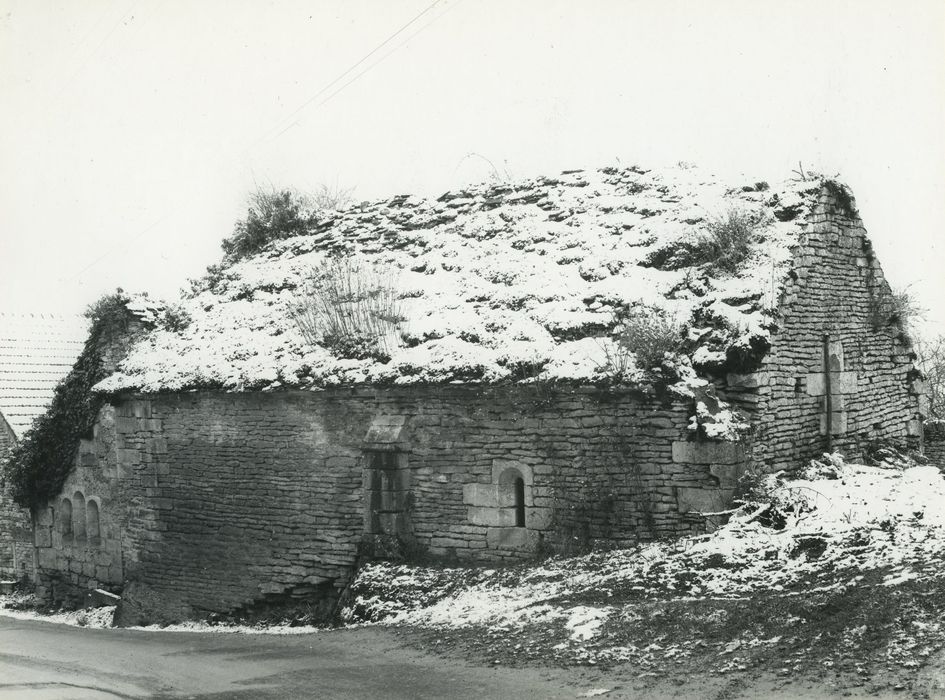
[31,406,124,605]
[722,187,923,472]
[0,415,33,581]
[34,386,743,623]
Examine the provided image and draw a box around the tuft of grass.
[602,311,682,376]
[641,208,770,274]
[688,209,770,274]
[289,256,405,362]
[871,285,925,336]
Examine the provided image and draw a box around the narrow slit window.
[514,477,526,527]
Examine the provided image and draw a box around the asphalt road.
[0,616,599,700]
[3,615,944,700]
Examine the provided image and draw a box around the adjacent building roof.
[96,164,833,394]
[0,313,88,439]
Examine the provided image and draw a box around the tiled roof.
[0,313,88,439]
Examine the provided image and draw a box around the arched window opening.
[73,491,86,541]
[87,500,101,544]
[514,477,526,528]
[59,498,73,537]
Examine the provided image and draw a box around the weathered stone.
[805,371,858,396]
[726,372,769,389]
[486,527,539,550]
[462,483,517,508]
[466,506,517,527]
[672,441,746,465]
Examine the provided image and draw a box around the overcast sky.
[1,0,943,334]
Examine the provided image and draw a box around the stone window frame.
[73,491,87,542]
[59,497,73,539]
[464,460,534,530]
[86,498,102,547]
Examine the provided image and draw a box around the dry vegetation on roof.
[95,166,826,394]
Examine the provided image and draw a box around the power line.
[274,0,463,137]
[69,1,457,282]
[246,0,445,152]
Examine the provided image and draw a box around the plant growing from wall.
[1,292,136,509]
[823,179,858,218]
[289,255,405,362]
[601,309,683,381]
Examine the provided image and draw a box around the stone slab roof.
[97,164,834,394]
[0,313,88,439]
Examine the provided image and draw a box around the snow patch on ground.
[343,452,945,666]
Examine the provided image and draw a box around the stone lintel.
[709,463,744,488]
[363,415,408,446]
[672,441,745,465]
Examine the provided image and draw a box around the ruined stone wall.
[723,187,923,472]
[0,416,33,581]
[32,386,743,622]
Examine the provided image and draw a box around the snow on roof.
[97,165,826,393]
[0,312,88,438]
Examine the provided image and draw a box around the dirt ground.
[1,615,943,699]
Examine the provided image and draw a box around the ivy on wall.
[1,292,134,510]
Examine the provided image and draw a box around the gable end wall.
[723,189,922,471]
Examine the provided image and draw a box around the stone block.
[806,372,858,396]
[85,588,121,609]
[492,459,533,485]
[675,487,729,515]
[463,483,517,508]
[525,506,553,530]
[466,506,517,527]
[907,419,923,437]
[726,372,769,389]
[486,527,539,551]
[363,415,408,446]
[819,411,848,435]
[672,441,745,465]
[709,463,744,488]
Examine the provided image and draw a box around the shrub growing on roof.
[602,309,683,378]
[288,256,405,362]
[688,208,771,274]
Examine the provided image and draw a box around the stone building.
[19,166,926,624]
[0,313,86,580]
